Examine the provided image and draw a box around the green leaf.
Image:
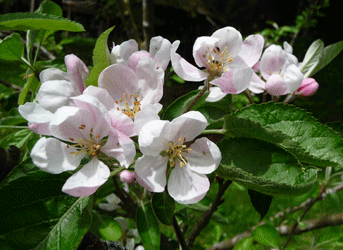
[300,39,324,78]
[233,237,254,250]
[18,72,40,105]
[90,211,122,242]
[216,138,318,196]
[0,129,32,149]
[0,170,92,250]
[85,26,114,86]
[0,12,85,31]
[252,224,280,248]
[152,191,175,225]
[0,33,24,61]
[312,40,343,76]
[232,102,343,168]
[136,203,160,250]
[36,0,63,17]
[162,89,209,121]
[248,189,273,220]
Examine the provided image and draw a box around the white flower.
[134,111,221,204]
[19,54,89,135]
[31,94,135,197]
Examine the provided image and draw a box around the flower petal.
[138,120,171,156]
[62,157,110,197]
[31,137,82,174]
[149,36,172,70]
[205,86,227,102]
[134,103,162,135]
[171,41,207,82]
[284,64,304,93]
[135,155,167,192]
[211,26,243,57]
[239,34,264,67]
[170,111,208,142]
[187,137,221,174]
[248,72,265,94]
[265,74,288,96]
[39,68,69,83]
[168,166,210,204]
[65,54,88,94]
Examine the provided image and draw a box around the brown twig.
[141,0,155,50]
[173,215,188,250]
[187,179,232,248]
[208,183,343,250]
[183,79,209,114]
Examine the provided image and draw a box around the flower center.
[68,125,106,157]
[115,93,142,120]
[161,137,192,168]
[204,46,233,79]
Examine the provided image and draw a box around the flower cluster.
[19,27,319,204]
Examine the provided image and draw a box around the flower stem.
[173,215,188,250]
[183,79,209,113]
[201,129,225,135]
[109,166,126,178]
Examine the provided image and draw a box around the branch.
[208,184,343,250]
[141,0,155,50]
[187,179,232,248]
[0,79,23,92]
[115,0,142,46]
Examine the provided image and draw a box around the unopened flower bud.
[296,78,319,96]
[119,170,135,183]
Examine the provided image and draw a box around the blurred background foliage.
[1,0,343,249]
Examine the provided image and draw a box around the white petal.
[135,155,167,192]
[138,120,171,156]
[133,103,162,135]
[260,44,285,79]
[171,41,207,82]
[205,87,227,102]
[168,166,210,204]
[82,85,115,110]
[248,72,265,94]
[239,34,264,67]
[211,26,243,56]
[31,137,82,174]
[284,64,304,93]
[19,102,54,123]
[39,68,69,83]
[62,157,110,197]
[187,137,221,174]
[149,36,172,70]
[170,111,208,142]
[265,74,288,96]
[36,80,77,112]
[192,36,219,68]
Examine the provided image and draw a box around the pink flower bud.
[296,78,319,96]
[119,170,135,183]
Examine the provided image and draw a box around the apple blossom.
[260,42,304,96]
[30,94,135,197]
[134,111,222,204]
[18,54,89,135]
[110,36,172,70]
[171,27,264,100]
[98,56,164,134]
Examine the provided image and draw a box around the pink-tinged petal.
[135,57,164,104]
[126,50,158,72]
[249,72,265,94]
[98,64,140,102]
[211,67,253,94]
[65,54,89,94]
[31,137,82,174]
[211,27,243,56]
[28,122,51,135]
[119,170,135,183]
[296,78,319,96]
[187,137,221,174]
[192,36,219,68]
[283,64,304,93]
[101,129,135,168]
[138,120,171,156]
[260,45,285,79]
[119,39,139,62]
[62,157,110,197]
[205,87,227,102]
[239,34,264,67]
[265,74,288,96]
[134,103,162,135]
[36,80,78,112]
[170,111,208,142]
[108,109,135,137]
[149,36,172,70]
[39,68,69,83]
[135,155,167,192]
[171,41,207,82]
[167,166,210,204]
